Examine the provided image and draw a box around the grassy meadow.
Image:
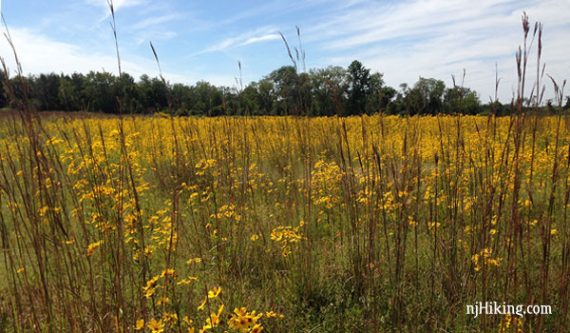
[0,113,569,332]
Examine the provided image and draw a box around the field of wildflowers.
[0,113,568,332]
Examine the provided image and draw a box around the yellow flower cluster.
[210,204,242,222]
[312,160,343,208]
[471,248,502,272]
[498,314,524,333]
[86,240,103,257]
[270,223,304,257]
[228,307,263,333]
[143,268,176,299]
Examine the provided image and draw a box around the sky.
[0,0,569,102]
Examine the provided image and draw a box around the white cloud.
[242,34,281,46]
[130,14,181,31]
[0,27,236,89]
[133,31,177,46]
[201,27,280,53]
[0,28,143,76]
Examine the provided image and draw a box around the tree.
[240,84,261,115]
[297,72,313,116]
[257,79,274,115]
[189,81,223,116]
[309,66,347,116]
[346,60,371,115]
[32,73,62,110]
[220,87,240,116]
[58,75,82,111]
[365,72,388,114]
[266,66,301,115]
[115,73,140,113]
[404,77,446,115]
[379,86,397,110]
[82,71,116,113]
[388,84,403,114]
[444,86,481,114]
[138,75,168,113]
[0,71,7,108]
[171,83,193,115]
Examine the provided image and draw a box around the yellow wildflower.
[207,286,221,299]
[147,318,165,333]
[198,297,208,311]
[161,268,175,277]
[86,240,104,257]
[187,257,202,265]
[135,319,145,331]
[177,276,198,286]
[250,324,264,333]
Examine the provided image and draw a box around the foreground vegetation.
[0,112,569,332]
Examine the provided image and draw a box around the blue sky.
[0,0,569,102]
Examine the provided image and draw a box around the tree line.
[1,60,568,116]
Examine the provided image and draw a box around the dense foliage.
[2,60,529,116]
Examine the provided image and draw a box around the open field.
[0,113,569,332]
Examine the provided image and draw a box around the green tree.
[346,60,371,115]
[220,87,240,116]
[137,75,169,113]
[404,77,446,115]
[366,72,391,114]
[297,72,313,116]
[240,84,261,115]
[82,71,116,113]
[171,83,193,115]
[379,86,397,111]
[385,83,408,115]
[256,79,274,115]
[309,66,347,116]
[115,73,141,113]
[444,86,481,114]
[0,71,7,108]
[189,81,223,116]
[266,66,301,115]
[57,74,88,111]
[32,73,62,110]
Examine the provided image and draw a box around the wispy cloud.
[242,34,281,46]
[128,13,181,45]
[202,27,280,53]
[130,13,181,31]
